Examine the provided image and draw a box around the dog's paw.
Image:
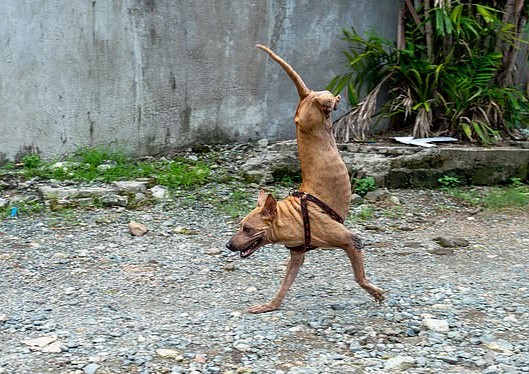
[247,303,278,314]
[364,284,385,303]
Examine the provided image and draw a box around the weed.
[73,147,129,167]
[1,199,45,218]
[22,154,42,169]
[450,189,481,206]
[510,177,525,190]
[438,175,462,189]
[145,159,210,189]
[352,176,376,197]
[353,205,374,221]
[384,206,405,219]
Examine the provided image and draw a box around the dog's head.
[315,91,341,116]
[226,190,277,258]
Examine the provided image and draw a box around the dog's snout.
[226,241,238,252]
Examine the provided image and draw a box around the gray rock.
[384,355,415,371]
[241,145,300,184]
[437,355,458,364]
[428,247,455,255]
[128,221,148,236]
[422,318,450,332]
[150,185,169,200]
[388,195,401,205]
[38,186,118,200]
[112,181,148,193]
[364,188,391,202]
[101,194,128,207]
[257,139,269,148]
[0,198,9,208]
[83,363,100,374]
[433,236,470,248]
[350,194,364,205]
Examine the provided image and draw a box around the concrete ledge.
[243,140,529,188]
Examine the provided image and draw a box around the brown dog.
[226,45,384,313]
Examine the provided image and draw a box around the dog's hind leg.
[313,223,385,303]
[342,232,385,303]
[247,249,305,314]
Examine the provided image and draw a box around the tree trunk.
[397,3,406,50]
[424,0,433,62]
[496,0,526,87]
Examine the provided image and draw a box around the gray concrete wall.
[0,0,399,162]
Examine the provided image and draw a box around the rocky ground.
[1,144,529,374]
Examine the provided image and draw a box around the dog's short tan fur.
[227,45,384,313]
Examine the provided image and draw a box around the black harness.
[286,190,344,252]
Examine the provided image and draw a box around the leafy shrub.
[328,1,529,144]
[438,175,462,189]
[352,176,376,196]
[22,154,42,169]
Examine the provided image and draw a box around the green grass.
[481,188,529,210]
[448,182,529,211]
[8,148,210,189]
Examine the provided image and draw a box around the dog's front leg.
[248,249,305,314]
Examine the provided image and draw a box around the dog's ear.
[260,194,277,220]
[257,189,267,207]
[316,93,340,114]
[334,95,341,110]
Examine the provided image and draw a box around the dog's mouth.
[240,238,263,258]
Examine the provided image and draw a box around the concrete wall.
[0,0,399,162]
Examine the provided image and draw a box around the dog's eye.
[242,225,252,234]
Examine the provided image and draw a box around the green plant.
[22,154,42,169]
[352,176,376,196]
[438,175,462,189]
[383,205,405,218]
[510,177,525,189]
[451,188,480,205]
[353,205,374,221]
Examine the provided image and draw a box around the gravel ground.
[1,146,529,374]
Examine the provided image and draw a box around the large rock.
[241,141,300,185]
[38,186,118,200]
[112,181,149,194]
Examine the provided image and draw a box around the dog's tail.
[256,44,310,99]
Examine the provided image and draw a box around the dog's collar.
[286,190,344,253]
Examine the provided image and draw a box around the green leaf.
[475,5,498,24]
[435,8,446,36]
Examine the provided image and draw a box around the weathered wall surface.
[0,0,399,162]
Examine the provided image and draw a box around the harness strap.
[287,191,344,253]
